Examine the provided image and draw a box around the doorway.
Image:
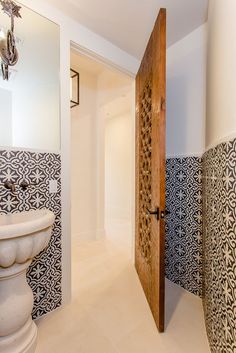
[70,48,135,261]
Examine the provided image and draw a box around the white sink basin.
[0,209,55,239]
[0,209,55,268]
[0,209,55,353]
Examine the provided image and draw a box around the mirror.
[0,1,60,151]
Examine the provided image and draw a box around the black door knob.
[160,210,170,219]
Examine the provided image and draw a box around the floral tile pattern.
[165,157,203,296]
[0,149,62,319]
[1,139,234,353]
[203,138,236,353]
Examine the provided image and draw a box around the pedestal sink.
[0,209,55,353]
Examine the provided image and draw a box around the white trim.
[0,146,61,155]
[131,81,136,265]
[71,43,136,79]
[205,131,236,152]
[60,33,71,307]
[166,152,203,159]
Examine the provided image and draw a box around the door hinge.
[147,207,160,220]
[161,98,166,111]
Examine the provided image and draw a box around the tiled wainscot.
[0,149,62,319]
[165,156,203,297]
[203,138,236,353]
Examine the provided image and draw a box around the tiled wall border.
[1,141,235,353]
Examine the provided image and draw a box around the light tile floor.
[35,221,210,353]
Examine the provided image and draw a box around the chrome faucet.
[4,181,16,192]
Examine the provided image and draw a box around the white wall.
[0,88,12,146]
[97,70,133,226]
[105,113,132,221]
[167,24,207,157]
[206,0,236,149]
[71,65,98,240]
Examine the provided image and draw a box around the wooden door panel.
[135,9,166,332]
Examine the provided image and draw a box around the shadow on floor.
[165,279,184,328]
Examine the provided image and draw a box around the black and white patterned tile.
[203,138,236,353]
[0,149,62,319]
[165,156,203,296]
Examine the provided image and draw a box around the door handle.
[146,207,160,220]
[146,208,170,220]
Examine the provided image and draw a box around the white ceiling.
[47,0,208,59]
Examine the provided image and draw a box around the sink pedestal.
[0,260,37,353]
[0,210,55,353]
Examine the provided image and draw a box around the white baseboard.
[72,228,106,241]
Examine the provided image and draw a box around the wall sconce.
[0,0,21,80]
[70,68,79,108]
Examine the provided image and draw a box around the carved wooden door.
[135,8,166,332]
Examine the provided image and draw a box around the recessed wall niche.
[0,1,60,151]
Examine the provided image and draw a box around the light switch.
[49,180,58,194]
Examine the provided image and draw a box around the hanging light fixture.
[0,0,21,80]
[70,68,79,108]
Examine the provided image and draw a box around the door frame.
[70,41,137,263]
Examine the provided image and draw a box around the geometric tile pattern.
[0,149,62,319]
[166,157,203,297]
[203,138,236,353]
[138,80,152,264]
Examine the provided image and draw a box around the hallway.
[35,223,210,353]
